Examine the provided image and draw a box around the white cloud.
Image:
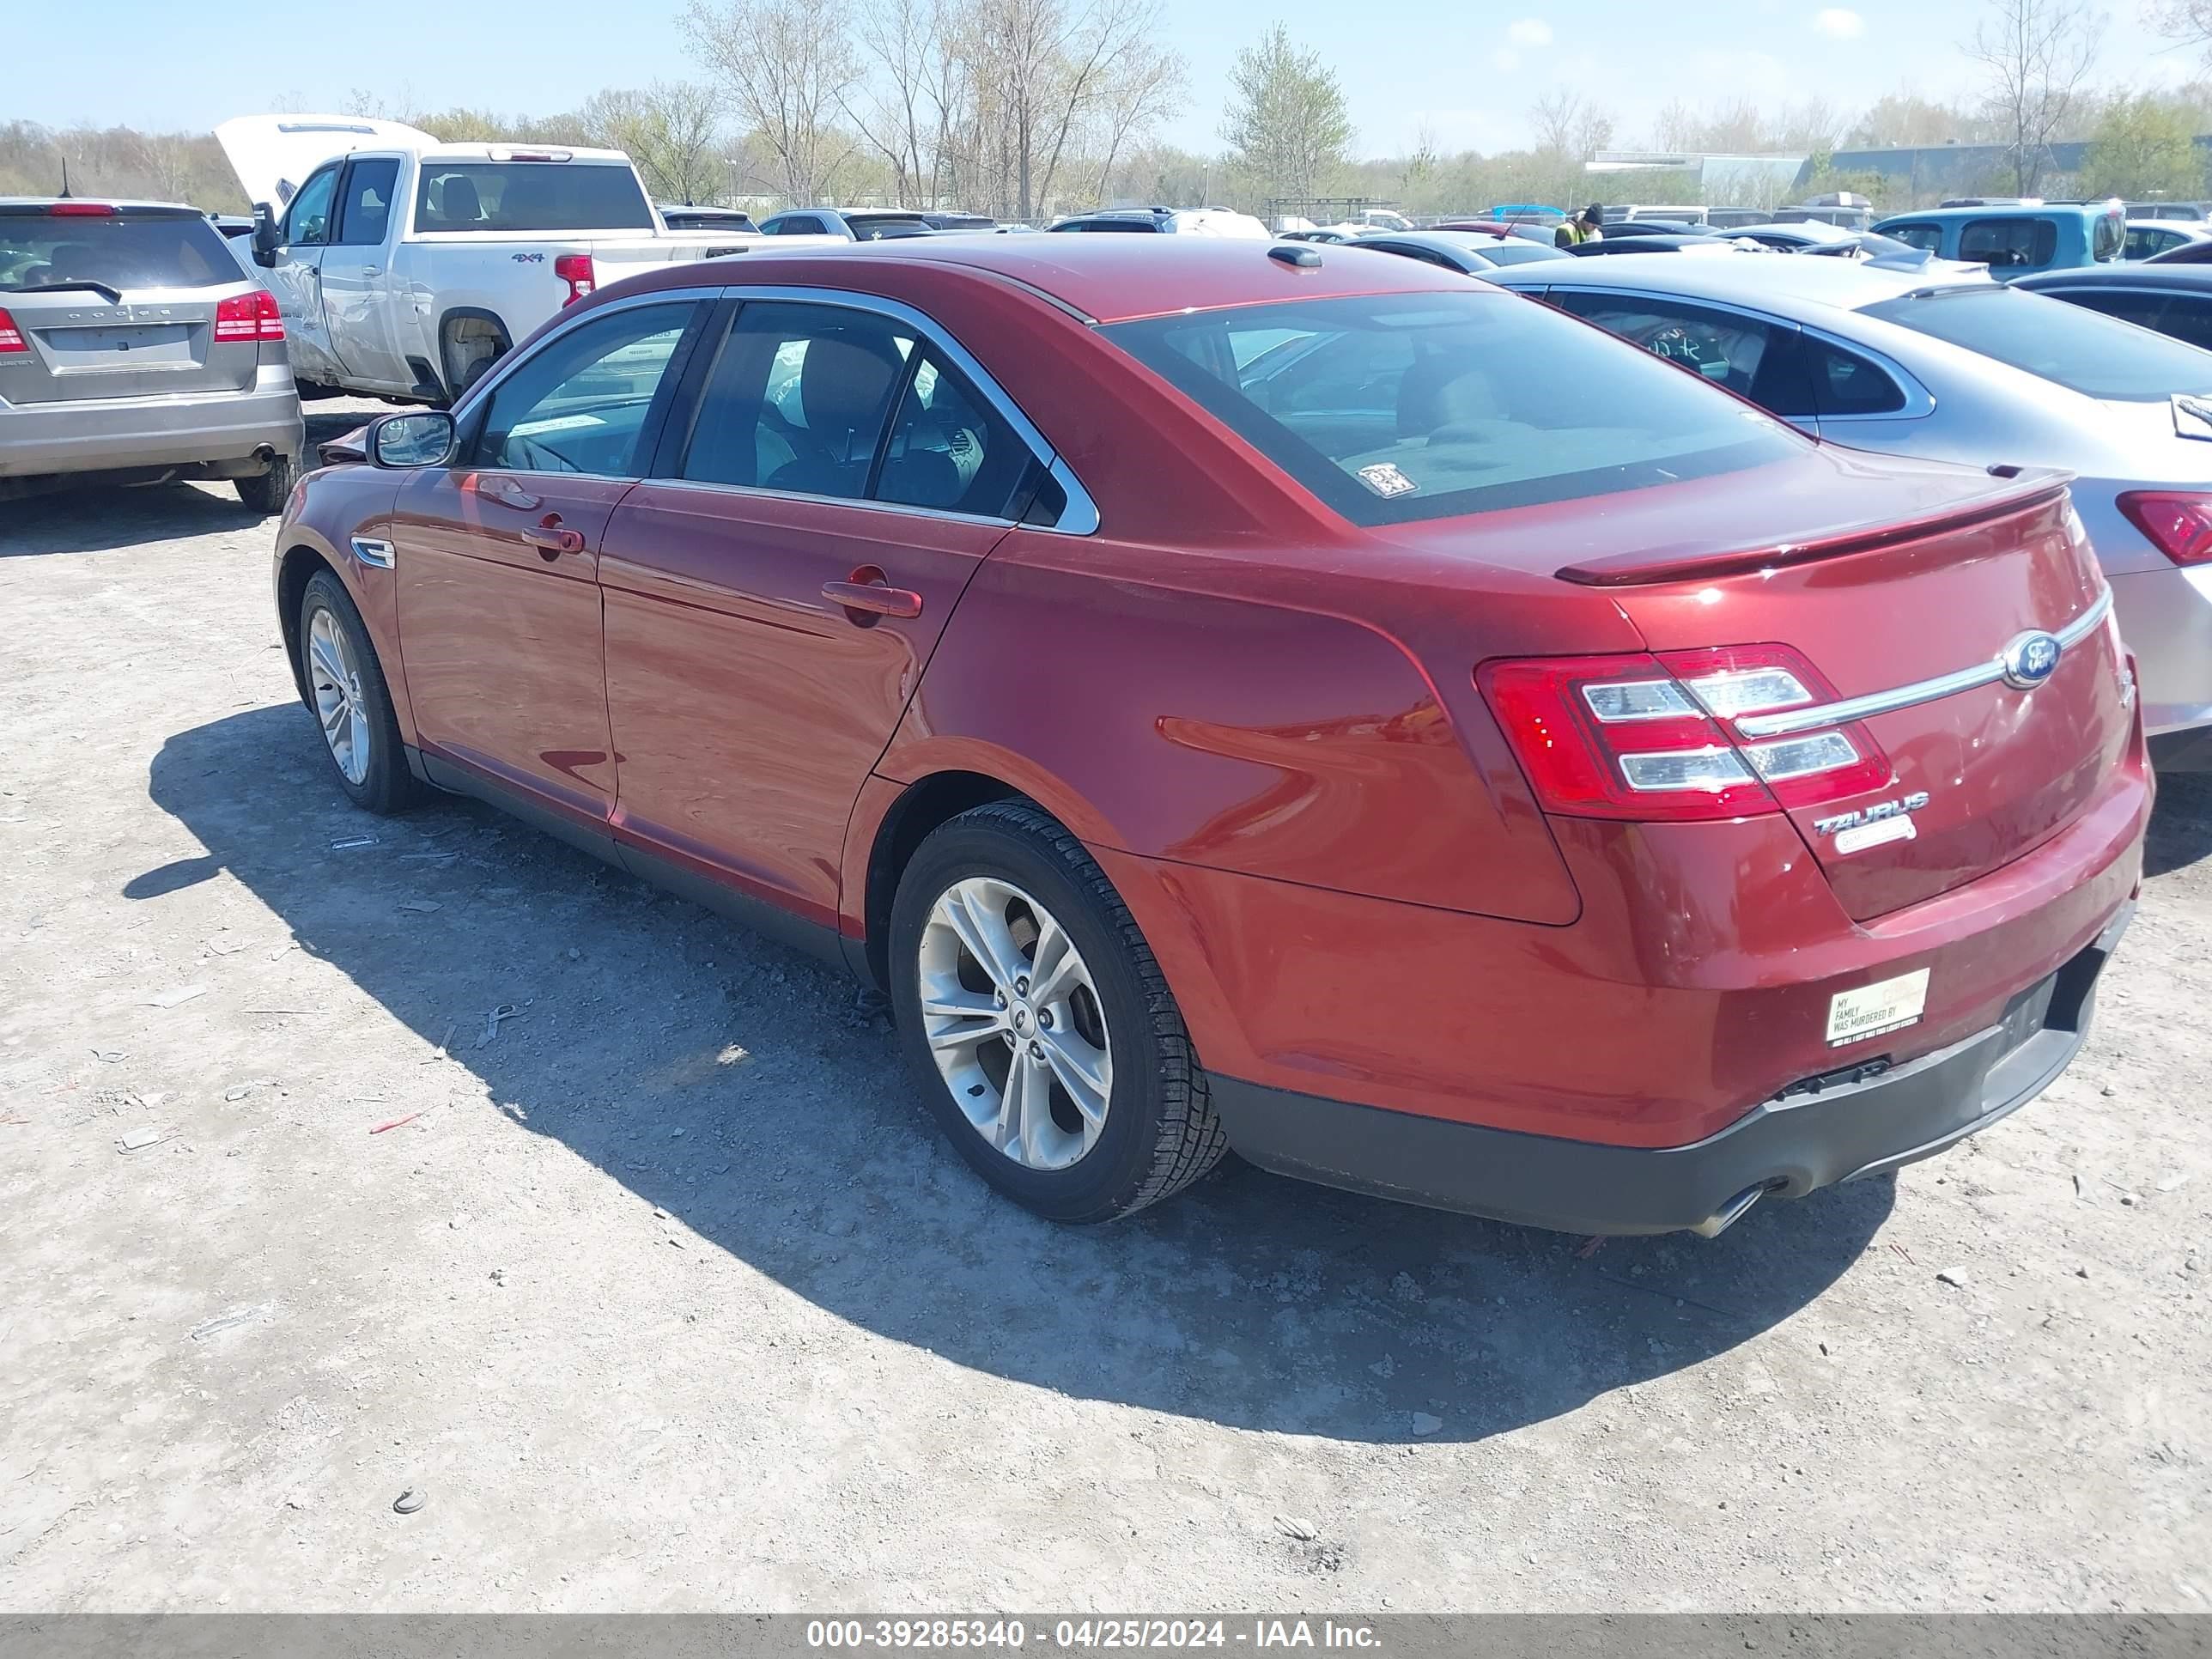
[1506,17,1555,47]
[1811,8,1865,39]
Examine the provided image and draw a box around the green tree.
[2081,92,2206,200]
[1219,24,1352,210]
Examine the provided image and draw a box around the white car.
[1046,207,1271,239]
[216,115,824,401]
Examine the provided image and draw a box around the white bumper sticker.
[1826,969,1930,1048]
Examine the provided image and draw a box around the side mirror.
[252,203,283,266]
[369,410,455,470]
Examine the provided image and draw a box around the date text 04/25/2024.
[803,1620,1383,1650]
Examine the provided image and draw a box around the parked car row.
[263,233,2148,1247]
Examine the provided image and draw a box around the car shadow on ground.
[2146,770,2212,878]
[143,703,1893,1444]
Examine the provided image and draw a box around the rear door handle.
[823,579,923,620]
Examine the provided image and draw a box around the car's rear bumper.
[1214,905,2130,1236]
[0,371,301,478]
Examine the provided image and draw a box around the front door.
[319,155,410,392]
[392,296,708,827]
[600,298,1033,923]
[264,161,340,383]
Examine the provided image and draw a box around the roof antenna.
[58,156,72,198]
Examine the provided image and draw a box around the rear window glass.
[1865,286,2212,401]
[1958,217,2057,269]
[1468,240,1566,266]
[413,163,653,233]
[1103,291,1804,526]
[0,211,238,294]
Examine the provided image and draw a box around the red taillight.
[553,253,595,305]
[1477,643,1891,823]
[2118,490,2212,566]
[213,289,285,343]
[0,307,25,354]
[46,202,116,216]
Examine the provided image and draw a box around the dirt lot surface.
[3,419,2210,1613]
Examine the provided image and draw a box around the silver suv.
[1,198,303,512]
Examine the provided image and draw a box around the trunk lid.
[0,208,261,403]
[1586,479,2128,921]
[214,113,435,210]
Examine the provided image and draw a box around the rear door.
[319,155,410,391]
[0,205,264,404]
[599,295,1034,921]
[392,295,710,824]
[1581,485,2130,921]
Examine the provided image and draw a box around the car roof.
[2016,264,2212,291]
[1488,249,1995,313]
[627,233,1469,324]
[1878,203,2100,222]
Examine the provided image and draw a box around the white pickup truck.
[216,114,799,403]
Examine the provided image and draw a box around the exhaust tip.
[1689,1182,1768,1239]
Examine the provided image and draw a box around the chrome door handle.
[823,579,922,621]
[521,525,585,557]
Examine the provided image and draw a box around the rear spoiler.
[1554,471,2073,587]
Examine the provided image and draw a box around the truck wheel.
[441,318,507,400]
[234,455,295,516]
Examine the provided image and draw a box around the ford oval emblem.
[2000,629,2063,690]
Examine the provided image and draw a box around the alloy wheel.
[307,606,371,786]
[917,876,1113,1170]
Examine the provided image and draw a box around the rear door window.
[414,163,653,232]
[2158,296,2212,351]
[680,301,914,497]
[474,301,699,476]
[335,159,401,247]
[874,354,1030,517]
[0,209,239,293]
[1547,292,1815,416]
[769,216,828,235]
[2124,227,2176,260]
[1884,222,1943,252]
[1959,217,2057,270]
[1103,290,1805,526]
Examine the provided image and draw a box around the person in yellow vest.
[1555,204,1605,248]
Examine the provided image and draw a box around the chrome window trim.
[620,474,1030,533]
[349,537,396,569]
[703,282,1098,534]
[449,285,725,423]
[1735,587,2113,738]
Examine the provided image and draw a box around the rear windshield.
[0,211,239,294]
[413,163,653,233]
[1864,285,2212,401]
[1103,291,1803,526]
[1468,240,1566,266]
[848,216,933,240]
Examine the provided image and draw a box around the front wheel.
[298,568,417,815]
[889,801,1227,1223]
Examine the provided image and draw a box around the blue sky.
[13,0,2205,157]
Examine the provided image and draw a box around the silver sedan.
[1485,253,2212,766]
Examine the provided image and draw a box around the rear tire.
[234,455,295,516]
[298,568,417,815]
[889,801,1227,1223]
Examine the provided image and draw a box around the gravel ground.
[3,424,2209,1612]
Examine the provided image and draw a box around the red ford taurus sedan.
[272,236,2148,1236]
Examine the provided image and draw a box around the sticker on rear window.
[1356,462,1417,497]
[1826,969,1930,1048]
